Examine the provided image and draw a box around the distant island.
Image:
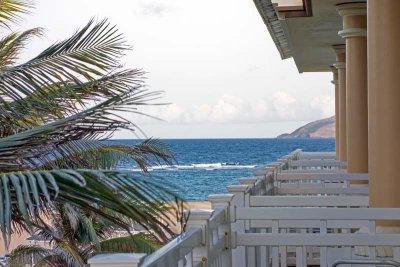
[277,116,335,138]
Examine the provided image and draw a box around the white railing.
[297,151,337,160]
[248,195,369,207]
[290,159,347,170]
[88,149,400,267]
[233,207,400,267]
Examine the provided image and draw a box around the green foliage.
[0,0,187,263]
[0,0,32,29]
[100,234,159,254]
[8,205,161,266]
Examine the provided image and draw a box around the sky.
[18,0,334,139]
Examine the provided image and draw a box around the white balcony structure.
[88,150,400,267]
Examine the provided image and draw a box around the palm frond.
[0,0,32,29]
[46,138,174,171]
[0,169,184,249]
[0,87,162,171]
[9,244,84,267]
[0,28,43,70]
[34,255,67,267]
[0,19,129,103]
[100,234,159,254]
[55,242,85,267]
[130,138,175,170]
[8,245,51,267]
[0,69,146,137]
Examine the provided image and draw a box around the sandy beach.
[186,201,211,210]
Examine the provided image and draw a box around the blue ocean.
[109,139,335,201]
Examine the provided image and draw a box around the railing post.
[186,209,214,267]
[88,253,146,267]
[254,166,276,196]
[208,194,234,267]
[208,193,234,210]
[227,184,249,267]
[265,167,277,195]
[240,177,257,195]
[265,164,280,194]
[278,156,290,170]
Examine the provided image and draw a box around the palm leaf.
[7,245,51,267]
[0,69,145,137]
[0,169,184,249]
[0,19,129,103]
[0,87,162,171]
[0,28,43,70]
[46,138,175,171]
[55,242,85,267]
[9,244,84,267]
[100,234,159,254]
[0,0,32,29]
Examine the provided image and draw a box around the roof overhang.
[253,0,293,59]
[254,0,363,73]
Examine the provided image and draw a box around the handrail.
[332,259,400,267]
[141,228,202,267]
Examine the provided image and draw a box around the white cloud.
[310,95,335,118]
[138,1,173,17]
[128,91,334,125]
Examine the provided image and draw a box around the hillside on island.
[277,116,335,138]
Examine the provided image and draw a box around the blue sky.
[19,0,334,138]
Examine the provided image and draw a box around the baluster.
[320,220,328,267]
[342,227,352,267]
[272,220,280,267]
[258,228,268,267]
[247,246,257,267]
[300,228,307,267]
[368,220,377,259]
[279,228,287,267]
[187,251,194,267]
[296,247,305,267]
[393,247,400,260]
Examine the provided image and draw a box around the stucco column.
[337,2,368,174]
[331,69,339,158]
[333,45,347,164]
[368,0,400,213]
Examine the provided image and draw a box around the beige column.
[331,69,340,158]
[368,0,400,213]
[333,45,347,164]
[337,3,368,174]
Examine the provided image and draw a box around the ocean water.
[109,139,335,201]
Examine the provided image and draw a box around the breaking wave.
[130,163,257,172]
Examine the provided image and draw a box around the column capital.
[336,2,367,17]
[333,62,346,69]
[332,44,346,55]
[339,28,367,38]
[331,66,339,85]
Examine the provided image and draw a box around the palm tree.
[8,204,161,266]
[0,0,186,256]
